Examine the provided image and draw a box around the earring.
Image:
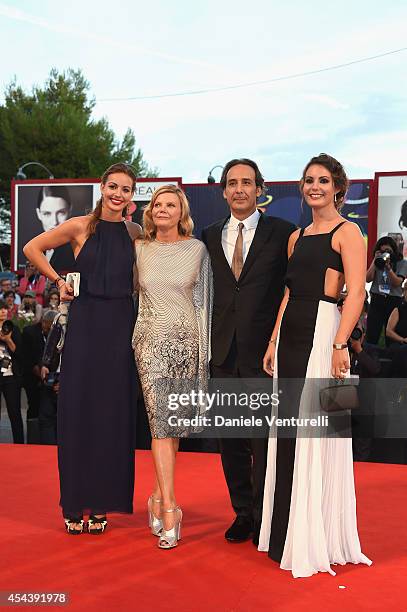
[334,193,337,204]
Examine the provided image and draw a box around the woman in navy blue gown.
[24,163,141,534]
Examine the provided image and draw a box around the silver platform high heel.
[158,506,182,549]
[148,496,162,536]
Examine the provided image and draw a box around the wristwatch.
[333,343,348,350]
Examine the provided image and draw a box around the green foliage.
[0,68,157,244]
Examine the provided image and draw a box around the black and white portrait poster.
[12,181,97,272]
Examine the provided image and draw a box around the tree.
[0,68,157,244]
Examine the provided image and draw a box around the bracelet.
[55,276,65,288]
[269,338,276,345]
[333,343,348,350]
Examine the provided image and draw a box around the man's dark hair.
[0,299,7,309]
[220,158,265,193]
[3,290,15,299]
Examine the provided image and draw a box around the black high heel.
[64,516,85,535]
[87,515,107,535]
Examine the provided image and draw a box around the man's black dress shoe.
[225,517,253,543]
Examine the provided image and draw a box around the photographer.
[386,281,407,377]
[0,300,24,443]
[0,279,21,305]
[346,311,381,461]
[18,290,43,326]
[18,262,46,306]
[338,295,381,461]
[366,236,407,345]
[39,309,63,444]
[45,289,60,311]
[22,309,56,426]
[4,290,19,321]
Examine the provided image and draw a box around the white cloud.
[338,131,407,175]
[301,94,350,111]
[0,1,219,70]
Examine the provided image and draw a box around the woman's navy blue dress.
[57,219,137,516]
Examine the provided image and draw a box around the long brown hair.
[143,185,194,241]
[88,163,137,235]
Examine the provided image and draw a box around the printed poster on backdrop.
[376,173,407,259]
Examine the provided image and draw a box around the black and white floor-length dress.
[258,221,372,577]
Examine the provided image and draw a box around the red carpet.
[1,445,406,611]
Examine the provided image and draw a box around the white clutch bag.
[65,272,81,297]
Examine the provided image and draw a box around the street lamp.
[207,165,224,184]
[15,162,54,180]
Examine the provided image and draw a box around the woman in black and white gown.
[259,154,372,577]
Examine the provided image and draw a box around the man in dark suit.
[202,158,296,544]
[22,311,55,417]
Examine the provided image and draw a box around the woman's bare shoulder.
[337,219,363,238]
[65,215,90,231]
[287,227,301,255]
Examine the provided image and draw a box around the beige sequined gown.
[132,238,212,438]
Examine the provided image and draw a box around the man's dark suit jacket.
[22,323,45,379]
[202,214,296,369]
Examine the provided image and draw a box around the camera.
[350,326,363,341]
[1,320,13,335]
[23,301,35,313]
[374,252,391,270]
[0,355,11,371]
[44,371,59,388]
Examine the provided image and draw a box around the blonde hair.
[143,185,194,241]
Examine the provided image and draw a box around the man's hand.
[40,366,49,381]
[349,338,363,354]
[0,330,12,344]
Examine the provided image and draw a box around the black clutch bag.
[319,381,359,413]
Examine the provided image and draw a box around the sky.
[0,0,406,183]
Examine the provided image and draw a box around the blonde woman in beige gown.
[133,185,212,549]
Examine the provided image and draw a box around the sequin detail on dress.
[133,239,212,438]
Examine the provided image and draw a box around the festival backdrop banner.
[12,177,370,271]
[185,180,371,240]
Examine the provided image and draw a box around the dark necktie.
[231,222,244,280]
